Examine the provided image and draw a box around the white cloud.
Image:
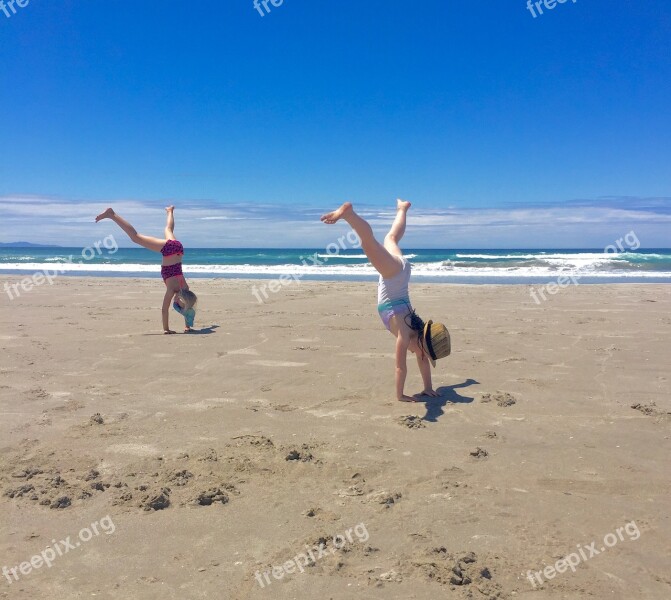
[0,195,669,248]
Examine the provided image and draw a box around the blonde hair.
[179,289,198,310]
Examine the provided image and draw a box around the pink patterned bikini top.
[161,239,184,257]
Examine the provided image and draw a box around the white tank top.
[377,258,411,306]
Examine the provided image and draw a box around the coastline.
[2,270,671,286]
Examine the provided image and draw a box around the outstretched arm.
[416,351,439,397]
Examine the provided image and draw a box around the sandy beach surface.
[0,276,669,600]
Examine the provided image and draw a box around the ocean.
[1,247,671,284]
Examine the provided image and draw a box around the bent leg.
[95,208,166,252]
[321,202,401,279]
[383,199,411,257]
[164,205,176,240]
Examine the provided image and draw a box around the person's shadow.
[418,378,479,423]
[187,324,220,335]
[140,325,220,336]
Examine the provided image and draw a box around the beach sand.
[0,277,669,599]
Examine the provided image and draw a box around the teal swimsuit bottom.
[377,298,411,331]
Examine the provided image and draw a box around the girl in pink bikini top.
[161,239,184,257]
[95,206,197,334]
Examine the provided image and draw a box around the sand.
[0,276,669,600]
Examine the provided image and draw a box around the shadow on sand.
[187,324,220,335]
[140,324,220,336]
[418,378,479,423]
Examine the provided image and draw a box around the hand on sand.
[320,202,352,224]
[95,208,114,222]
[398,395,418,403]
[164,329,177,335]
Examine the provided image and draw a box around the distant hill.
[0,242,57,248]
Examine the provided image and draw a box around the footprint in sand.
[366,490,402,508]
[480,392,517,407]
[631,402,670,419]
[397,415,426,429]
[470,447,488,459]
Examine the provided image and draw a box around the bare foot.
[95,208,114,222]
[165,205,175,213]
[320,202,353,224]
[398,395,418,403]
[397,198,411,212]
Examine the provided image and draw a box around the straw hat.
[423,320,451,367]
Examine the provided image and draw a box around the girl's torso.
[377,257,411,306]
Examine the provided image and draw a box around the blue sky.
[1,0,669,247]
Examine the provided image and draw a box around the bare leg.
[162,286,177,333]
[164,205,177,241]
[95,208,166,252]
[321,202,402,279]
[384,199,411,257]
